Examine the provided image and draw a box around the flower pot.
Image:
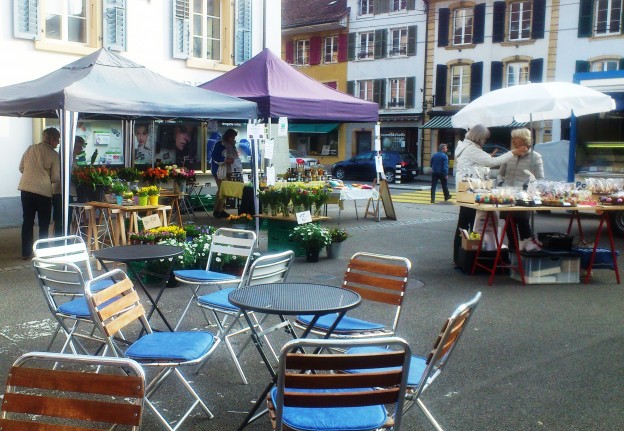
[306,249,321,263]
[75,184,90,203]
[326,242,343,259]
[148,195,159,205]
[138,196,148,206]
[173,180,186,194]
[115,195,123,205]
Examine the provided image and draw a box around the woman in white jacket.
[453,124,528,266]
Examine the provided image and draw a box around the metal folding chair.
[0,351,145,430]
[174,227,257,331]
[267,337,412,431]
[85,269,221,431]
[345,292,482,431]
[195,250,295,383]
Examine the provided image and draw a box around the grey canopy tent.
[0,48,258,234]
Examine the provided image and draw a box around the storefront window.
[380,130,406,151]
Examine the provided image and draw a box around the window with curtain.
[391,0,407,12]
[450,65,470,105]
[359,0,373,15]
[295,39,310,65]
[388,78,406,108]
[358,32,374,59]
[191,0,221,61]
[388,27,408,56]
[324,36,338,63]
[357,80,374,102]
[594,0,623,35]
[508,1,532,40]
[591,59,620,71]
[453,8,473,45]
[45,0,88,43]
[506,62,529,87]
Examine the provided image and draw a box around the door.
[356,131,372,154]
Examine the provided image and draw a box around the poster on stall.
[264,139,275,160]
[374,124,381,151]
[375,155,384,178]
[278,117,288,136]
[266,165,276,186]
[247,123,265,139]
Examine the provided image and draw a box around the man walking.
[430,143,451,203]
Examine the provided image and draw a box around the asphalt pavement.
[0,180,622,431]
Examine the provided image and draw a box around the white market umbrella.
[451,82,615,129]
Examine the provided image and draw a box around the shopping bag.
[473,210,498,251]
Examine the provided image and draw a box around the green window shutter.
[438,8,449,47]
[407,25,417,56]
[435,65,447,106]
[575,60,590,73]
[531,0,546,39]
[13,0,38,40]
[490,61,503,90]
[348,33,356,61]
[234,0,252,65]
[473,3,485,44]
[578,0,594,38]
[407,0,416,10]
[347,80,355,96]
[406,77,415,109]
[374,29,386,59]
[103,0,126,52]
[529,58,544,83]
[492,2,506,43]
[172,0,190,59]
[470,62,483,101]
[373,79,386,108]
[374,0,388,14]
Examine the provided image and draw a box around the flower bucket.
[306,249,321,263]
[75,184,90,203]
[326,242,343,259]
[138,196,148,206]
[115,195,123,205]
[173,180,186,194]
[148,195,159,205]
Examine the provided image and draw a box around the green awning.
[289,123,340,133]
[421,116,527,129]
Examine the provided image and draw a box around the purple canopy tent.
[200,48,378,122]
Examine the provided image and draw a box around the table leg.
[566,210,585,241]
[584,213,621,284]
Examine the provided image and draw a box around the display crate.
[510,250,580,284]
[266,219,312,257]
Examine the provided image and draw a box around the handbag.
[216,163,228,180]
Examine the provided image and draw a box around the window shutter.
[490,61,503,90]
[438,8,449,47]
[407,26,417,56]
[172,0,190,59]
[347,33,356,61]
[407,0,416,10]
[435,65,447,106]
[235,0,252,65]
[13,0,38,40]
[338,33,348,62]
[103,0,126,52]
[492,2,506,43]
[531,0,545,39]
[310,36,322,65]
[373,79,386,108]
[347,80,355,96]
[473,4,485,44]
[285,40,294,63]
[470,62,483,101]
[578,0,594,37]
[374,29,386,59]
[406,77,415,109]
[575,60,590,73]
[529,58,544,83]
[374,0,388,14]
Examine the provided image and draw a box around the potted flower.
[290,223,331,262]
[166,165,196,193]
[71,162,116,202]
[142,167,169,185]
[137,187,149,206]
[110,182,126,205]
[227,213,254,229]
[327,227,348,259]
[210,251,261,276]
[145,185,160,205]
[116,167,143,187]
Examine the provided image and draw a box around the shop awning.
[421,116,526,129]
[288,123,340,133]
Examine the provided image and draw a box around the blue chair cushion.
[270,387,388,431]
[174,269,238,283]
[91,278,114,292]
[198,288,237,312]
[346,346,427,388]
[57,297,91,318]
[126,331,215,362]
[297,313,385,334]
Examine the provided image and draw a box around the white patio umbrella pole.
[250,119,260,241]
[58,109,78,237]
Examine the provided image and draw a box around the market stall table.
[92,244,183,332]
[228,282,361,430]
[328,187,379,220]
[160,190,194,226]
[459,202,620,285]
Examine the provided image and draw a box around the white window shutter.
[13,0,39,40]
[234,0,252,65]
[103,0,126,51]
[173,0,190,59]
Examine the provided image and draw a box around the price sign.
[278,117,288,136]
[296,211,312,224]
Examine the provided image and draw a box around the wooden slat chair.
[0,351,145,430]
[173,227,257,331]
[195,250,295,383]
[266,337,412,431]
[345,292,482,431]
[296,252,411,340]
[85,268,221,431]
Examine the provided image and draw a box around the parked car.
[331,150,418,183]
[289,149,319,168]
[481,144,510,183]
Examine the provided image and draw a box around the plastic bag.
[216,163,227,180]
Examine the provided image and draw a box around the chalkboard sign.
[379,180,397,220]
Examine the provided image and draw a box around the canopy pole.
[57,109,78,237]
[250,119,260,242]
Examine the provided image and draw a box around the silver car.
[289,149,319,168]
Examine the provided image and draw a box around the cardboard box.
[461,237,481,251]
[456,191,477,204]
[458,179,493,192]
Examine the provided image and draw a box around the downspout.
[420,0,430,173]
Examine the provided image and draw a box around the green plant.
[116,167,143,182]
[210,251,261,274]
[110,182,126,196]
[144,233,214,272]
[329,227,348,243]
[290,223,331,251]
[137,187,149,197]
[183,222,216,238]
[144,185,160,196]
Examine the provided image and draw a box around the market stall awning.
[421,116,526,129]
[288,123,340,133]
